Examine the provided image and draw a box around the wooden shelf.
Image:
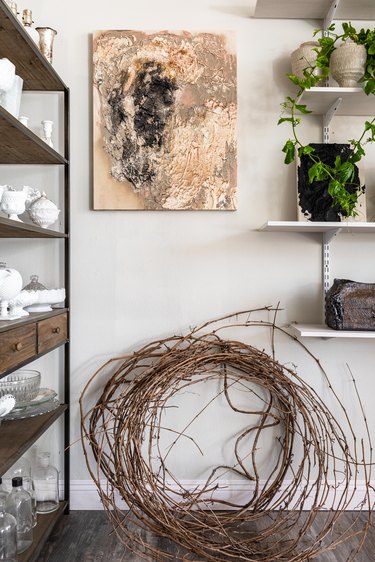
[298,87,375,117]
[290,323,375,338]
[260,221,375,234]
[0,216,66,238]
[253,0,375,20]
[0,2,66,92]
[0,405,67,476]
[18,501,68,562]
[0,106,66,164]
[0,308,68,334]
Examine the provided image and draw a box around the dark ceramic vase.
[297,143,363,222]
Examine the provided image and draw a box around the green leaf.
[336,161,355,184]
[277,117,294,125]
[288,74,302,86]
[308,161,328,183]
[282,140,296,164]
[294,104,312,114]
[299,145,315,156]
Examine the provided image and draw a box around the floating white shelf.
[260,221,375,235]
[290,323,375,338]
[260,222,375,338]
[253,0,375,20]
[298,87,375,117]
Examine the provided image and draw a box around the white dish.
[0,394,16,417]
[3,398,60,420]
[13,388,57,410]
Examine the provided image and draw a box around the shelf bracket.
[323,97,342,143]
[324,0,340,33]
[322,229,341,319]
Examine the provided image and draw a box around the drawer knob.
[52,327,61,334]
[14,342,23,352]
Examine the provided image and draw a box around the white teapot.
[0,262,23,319]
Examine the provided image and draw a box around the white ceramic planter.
[291,41,322,80]
[1,189,27,221]
[330,42,367,87]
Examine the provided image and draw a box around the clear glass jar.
[33,453,59,513]
[5,478,32,554]
[2,460,36,528]
[0,497,17,561]
[23,275,46,292]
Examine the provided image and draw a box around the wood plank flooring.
[37,511,375,561]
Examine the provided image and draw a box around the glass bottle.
[33,453,59,513]
[0,480,8,504]
[5,478,32,554]
[0,497,17,562]
[6,2,18,17]
[21,9,39,43]
[2,460,36,528]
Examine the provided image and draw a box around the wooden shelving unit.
[0,106,67,165]
[0,309,68,333]
[0,0,70,556]
[0,3,66,91]
[18,501,67,562]
[0,216,67,238]
[0,406,67,476]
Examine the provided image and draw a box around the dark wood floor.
[37,511,375,561]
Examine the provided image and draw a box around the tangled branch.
[80,307,373,561]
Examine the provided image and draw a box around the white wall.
[13,0,375,506]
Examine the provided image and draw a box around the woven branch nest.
[80,308,373,561]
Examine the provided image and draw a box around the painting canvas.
[93,30,237,210]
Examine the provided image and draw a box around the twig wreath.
[80,307,373,561]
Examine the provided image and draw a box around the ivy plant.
[279,22,375,218]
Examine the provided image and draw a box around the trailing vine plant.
[279,22,375,217]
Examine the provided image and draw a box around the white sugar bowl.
[28,192,60,229]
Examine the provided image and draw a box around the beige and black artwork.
[93,30,237,210]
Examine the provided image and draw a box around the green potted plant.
[279,22,375,221]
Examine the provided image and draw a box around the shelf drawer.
[0,324,37,375]
[37,313,68,354]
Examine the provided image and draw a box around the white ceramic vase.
[28,192,60,229]
[291,41,322,80]
[330,42,367,87]
[0,74,23,118]
[0,263,23,320]
[0,58,15,92]
[41,120,54,147]
[1,189,27,221]
[0,185,9,209]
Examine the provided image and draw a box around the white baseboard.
[69,479,375,511]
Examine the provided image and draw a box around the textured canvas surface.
[93,30,237,210]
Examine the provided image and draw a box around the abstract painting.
[93,30,237,210]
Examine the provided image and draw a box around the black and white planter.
[297,143,366,222]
